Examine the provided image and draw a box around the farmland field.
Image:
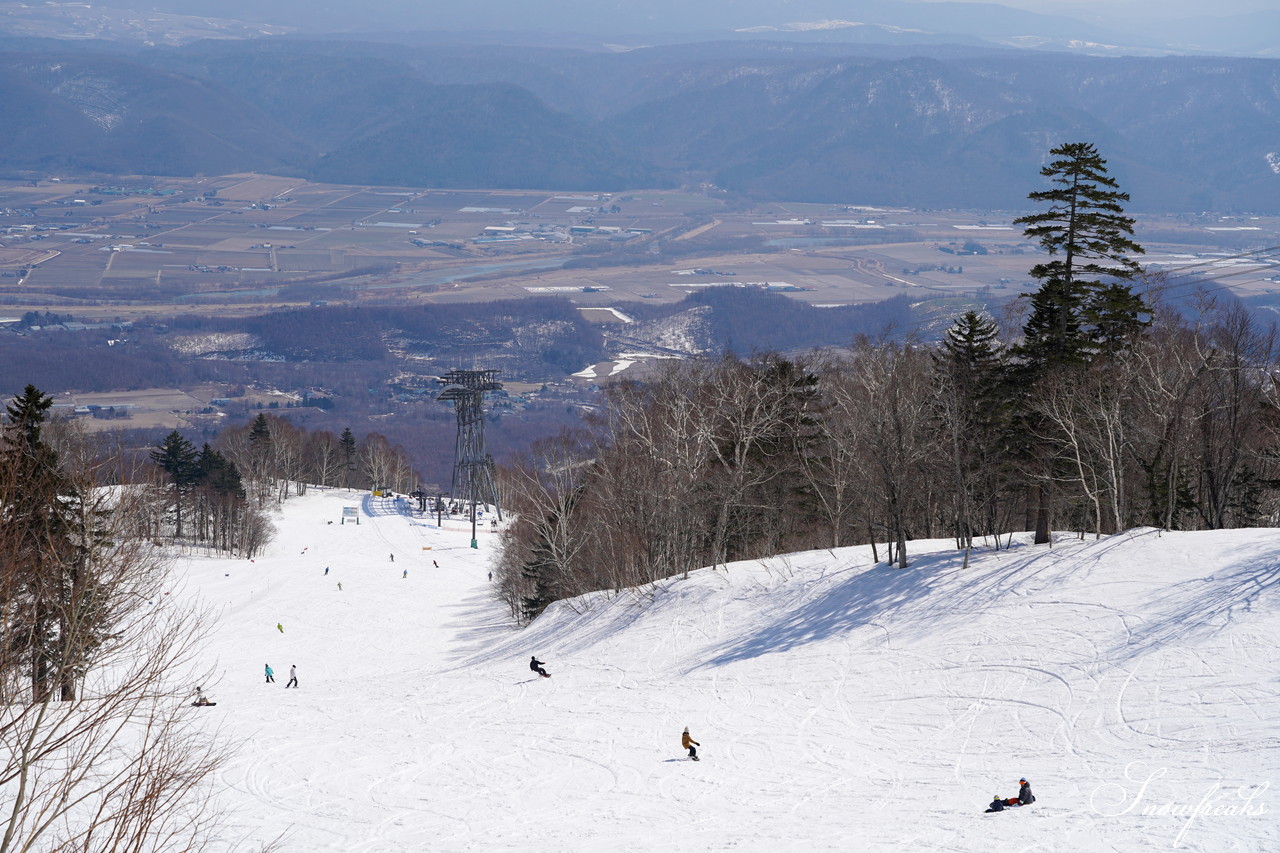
[1,173,1276,322]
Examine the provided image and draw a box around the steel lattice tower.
[437,369,503,536]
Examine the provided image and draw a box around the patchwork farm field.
[1,173,1276,321]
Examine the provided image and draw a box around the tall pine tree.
[934,311,1009,548]
[339,427,357,488]
[1013,142,1147,371]
[1011,144,1147,544]
[151,430,198,539]
[1,385,103,701]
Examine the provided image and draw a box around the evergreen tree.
[934,312,1015,549]
[190,443,250,553]
[3,386,61,700]
[249,413,272,453]
[937,311,1003,402]
[519,519,559,623]
[339,427,357,488]
[1011,144,1147,544]
[1013,142,1147,370]
[247,413,273,503]
[1,385,102,701]
[196,444,245,500]
[150,430,198,539]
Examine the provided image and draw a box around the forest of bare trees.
[495,288,1280,623]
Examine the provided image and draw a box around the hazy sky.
[947,0,1279,18]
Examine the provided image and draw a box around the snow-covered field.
[182,490,1278,852]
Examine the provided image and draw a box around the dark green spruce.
[1013,142,1147,372]
[151,430,199,539]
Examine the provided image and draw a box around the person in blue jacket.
[265,663,274,683]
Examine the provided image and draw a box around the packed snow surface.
[182,491,1278,851]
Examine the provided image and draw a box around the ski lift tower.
[437,368,503,548]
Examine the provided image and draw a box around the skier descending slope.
[682,727,700,761]
[530,656,550,678]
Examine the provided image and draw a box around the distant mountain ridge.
[0,52,310,176]
[2,40,1278,211]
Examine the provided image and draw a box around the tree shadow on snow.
[1104,538,1280,662]
[442,588,520,663]
[698,529,1280,670]
[700,542,1054,668]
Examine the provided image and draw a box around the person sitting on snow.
[999,777,1036,807]
[985,795,1005,813]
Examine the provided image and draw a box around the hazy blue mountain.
[608,51,1280,210]
[3,39,1277,212]
[0,52,309,176]
[310,84,661,191]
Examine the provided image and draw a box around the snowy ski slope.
[180,490,1279,852]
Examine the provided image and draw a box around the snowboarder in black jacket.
[529,656,549,677]
[985,795,1005,813]
[1017,778,1035,805]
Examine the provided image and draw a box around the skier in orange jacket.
[682,727,700,761]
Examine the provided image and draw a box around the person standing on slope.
[265,663,274,683]
[682,727,700,761]
[286,665,298,689]
[529,656,550,678]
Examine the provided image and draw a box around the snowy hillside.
[181,490,1278,851]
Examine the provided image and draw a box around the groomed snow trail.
[182,492,1279,851]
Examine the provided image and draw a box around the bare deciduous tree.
[1,421,228,852]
